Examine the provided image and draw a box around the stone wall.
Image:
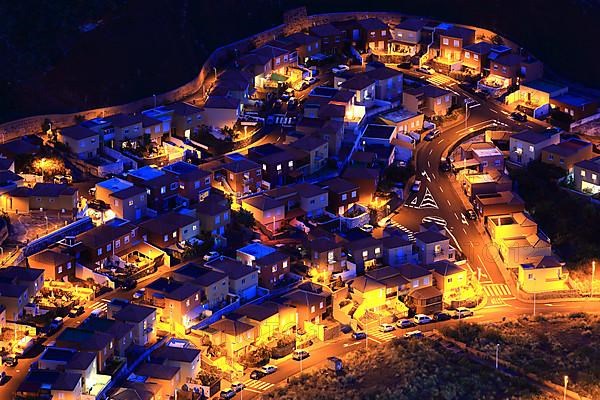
[0,11,520,141]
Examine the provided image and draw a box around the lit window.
[593,174,598,181]
[172,231,177,238]
[107,244,112,252]
[362,250,368,258]
[424,277,430,285]
[442,38,448,45]
[263,164,267,171]
[163,234,169,242]
[288,160,294,168]
[453,39,459,47]
[310,305,316,313]
[283,261,288,268]
[277,164,282,171]
[224,212,229,221]
[124,236,130,244]
[115,240,121,248]
[529,145,534,153]
[351,191,356,198]
[341,194,347,201]
[465,52,470,59]
[160,186,166,194]
[58,266,63,274]
[128,200,134,206]
[581,170,586,177]
[98,248,103,256]
[193,225,197,231]
[272,265,277,273]
[195,293,199,301]
[375,247,381,254]
[186,299,190,307]
[320,301,324,309]
[474,54,479,60]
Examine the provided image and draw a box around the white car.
[417,65,434,74]
[332,64,350,74]
[361,224,374,233]
[304,77,318,85]
[379,323,395,333]
[413,314,432,325]
[411,180,422,192]
[132,288,145,299]
[404,330,423,339]
[231,382,245,392]
[453,307,474,319]
[203,251,220,262]
[261,365,277,375]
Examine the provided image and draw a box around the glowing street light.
[563,375,569,400]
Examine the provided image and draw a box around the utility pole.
[495,343,499,369]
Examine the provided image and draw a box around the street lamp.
[592,261,596,298]
[153,94,157,108]
[532,277,537,316]
[495,343,500,369]
[563,375,569,400]
[213,67,218,81]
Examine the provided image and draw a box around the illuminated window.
[341,194,347,201]
[172,231,177,238]
[319,301,324,309]
[107,244,112,252]
[581,170,586,177]
[58,266,63,274]
[283,260,288,268]
[97,248,102,256]
[465,52,470,59]
[362,250,368,258]
[288,160,294,168]
[160,186,166,194]
[593,174,598,181]
[529,145,534,153]
[128,200,134,206]
[115,240,121,249]
[124,236,130,244]
[277,164,282,171]
[442,38,449,45]
[310,305,316,313]
[351,191,357,198]
[453,39,459,47]
[474,54,479,60]
[375,247,381,254]
[186,299,190,307]
[272,265,277,273]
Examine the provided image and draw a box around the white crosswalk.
[421,216,447,228]
[483,284,512,298]
[418,188,439,209]
[386,221,415,241]
[244,379,274,391]
[368,329,397,343]
[89,299,110,312]
[427,74,455,86]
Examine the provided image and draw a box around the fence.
[191,298,241,331]
[22,216,93,257]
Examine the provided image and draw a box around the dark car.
[465,209,477,220]
[292,349,310,361]
[439,158,451,172]
[219,389,236,399]
[352,331,367,340]
[397,61,412,69]
[433,312,452,321]
[68,306,84,318]
[510,112,527,122]
[340,325,353,334]
[250,370,266,380]
[3,356,17,367]
[424,129,440,141]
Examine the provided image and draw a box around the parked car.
[413,314,432,325]
[361,224,374,233]
[397,61,412,69]
[220,389,236,399]
[379,323,395,333]
[352,331,367,340]
[465,209,477,220]
[510,112,527,122]
[332,64,350,74]
[133,288,146,299]
[68,306,84,318]
[433,312,452,321]
[231,382,245,392]
[261,365,277,375]
[250,370,265,380]
[292,349,310,361]
[304,77,318,85]
[417,65,434,74]
[203,251,220,262]
[453,307,474,319]
[411,180,422,192]
[404,330,424,339]
[2,356,17,367]
[424,129,440,141]
[0,371,6,385]
[396,319,415,329]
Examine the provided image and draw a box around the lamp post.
[533,277,536,316]
[464,99,469,130]
[592,261,596,298]
[495,343,500,369]
[153,94,157,108]
[213,67,218,81]
[45,215,49,233]
[563,375,569,400]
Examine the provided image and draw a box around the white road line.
[454,213,459,220]
[469,241,474,247]
[477,254,492,280]
[427,160,431,168]
[431,173,436,180]
[462,227,467,235]
[429,149,433,156]
[439,186,443,193]
[501,110,510,116]
[489,109,498,114]
[438,139,445,144]
[447,199,451,206]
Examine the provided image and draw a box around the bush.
[239,346,271,368]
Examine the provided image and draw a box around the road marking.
[501,110,510,116]
[454,213,459,220]
[469,241,474,247]
[438,139,445,144]
[462,227,467,235]
[483,284,512,297]
[429,149,433,156]
[444,225,463,253]
[427,160,431,168]
[343,342,362,348]
[489,109,498,114]
[447,199,451,206]
[545,303,553,307]
[244,379,275,391]
[421,216,447,227]
[431,173,436,180]
[439,186,443,193]
[418,188,439,209]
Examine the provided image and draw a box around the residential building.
[414,230,455,265]
[56,328,114,371]
[380,108,424,134]
[172,263,229,309]
[486,212,538,245]
[253,250,290,289]
[212,69,255,103]
[428,260,468,297]
[204,318,257,358]
[58,125,100,159]
[241,194,285,232]
[509,129,560,165]
[79,317,135,357]
[239,45,295,88]
[206,256,259,301]
[126,166,179,212]
[438,26,475,63]
[95,177,147,221]
[112,303,157,345]
[474,191,526,219]
[38,347,100,395]
[391,18,428,55]
[550,94,599,123]
[202,96,242,129]
[248,144,308,187]
[76,219,140,266]
[540,138,593,172]
[290,135,328,175]
[163,161,212,203]
[462,170,513,200]
[455,142,504,172]
[357,18,390,52]
[102,113,144,149]
[346,236,383,275]
[348,275,386,312]
[141,114,166,146]
[338,74,376,106]
[152,345,201,381]
[134,362,181,398]
[28,248,76,281]
[403,85,454,116]
[144,277,204,329]
[282,285,332,330]
[194,193,231,235]
[163,102,204,139]
[364,266,410,303]
[382,235,415,267]
[16,370,83,400]
[319,177,359,215]
[230,302,295,343]
[0,265,44,302]
[517,256,569,293]
[573,156,600,195]
[219,157,263,197]
[462,41,493,73]
[0,282,28,321]
[284,32,322,63]
[5,183,79,216]
[309,23,344,54]
[487,54,543,88]
[498,233,552,268]
[139,211,199,248]
[307,237,347,274]
[341,167,379,204]
[361,123,397,146]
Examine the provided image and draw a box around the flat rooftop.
[128,166,165,181]
[465,174,495,184]
[96,177,133,193]
[472,147,502,158]
[380,108,420,123]
[237,243,276,259]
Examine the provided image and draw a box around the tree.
[235,208,255,228]
[491,34,504,45]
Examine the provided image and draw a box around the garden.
[441,313,600,399]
